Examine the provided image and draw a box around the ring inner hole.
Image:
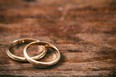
[26,44,45,57]
[27,44,57,62]
[10,41,43,57]
[11,41,31,57]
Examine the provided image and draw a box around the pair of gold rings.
[6,38,61,68]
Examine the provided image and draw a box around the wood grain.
[0,0,116,77]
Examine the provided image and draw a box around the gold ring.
[23,41,61,68]
[6,38,47,62]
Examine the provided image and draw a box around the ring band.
[6,38,47,62]
[24,41,61,68]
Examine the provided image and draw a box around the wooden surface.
[0,0,116,77]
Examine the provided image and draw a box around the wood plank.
[0,0,116,77]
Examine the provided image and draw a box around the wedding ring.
[24,41,61,68]
[6,38,47,62]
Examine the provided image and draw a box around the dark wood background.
[0,0,116,77]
